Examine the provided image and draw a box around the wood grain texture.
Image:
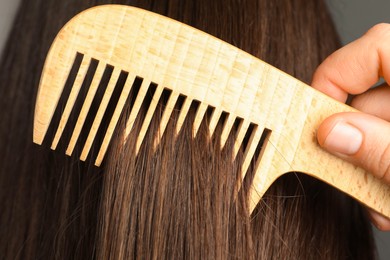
[33,5,390,217]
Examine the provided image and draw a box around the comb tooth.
[220,114,236,150]
[233,120,251,160]
[247,129,273,212]
[175,98,192,136]
[50,55,91,150]
[95,73,137,166]
[153,91,179,151]
[192,103,208,138]
[79,67,122,161]
[208,108,222,137]
[34,52,81,145]
[135,84,165,154]
[123,79,152,142]
[241,125,264,178]
[234,126,272,207]
[61,61,106,154]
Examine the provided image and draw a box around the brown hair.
[0,0,376,259]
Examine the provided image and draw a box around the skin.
[312,23,390,231]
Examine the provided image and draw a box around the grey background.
[0,0,19,54]
[0,0,389,258]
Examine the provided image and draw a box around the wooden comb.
[33,5,390,216]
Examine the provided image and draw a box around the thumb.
[318,112,390,230]
[317,112,390,184]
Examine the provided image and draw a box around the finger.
[350,84,390,120]
[317,112,390,184]
[367,208,390,231]
[311,23,390,102]
[349,85,390,229]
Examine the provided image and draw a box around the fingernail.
[323,121,363,155]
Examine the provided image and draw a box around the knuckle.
[367,23,390,38]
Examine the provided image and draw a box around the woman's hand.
[312,23,390,231]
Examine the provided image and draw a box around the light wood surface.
[33,5,390,217]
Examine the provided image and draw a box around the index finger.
[311,23,390,102]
